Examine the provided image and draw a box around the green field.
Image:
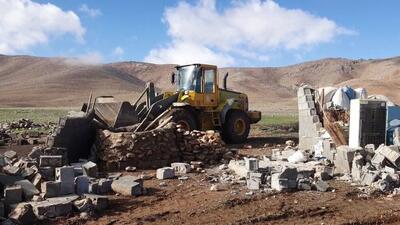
[0,108,298,128]
[0,108,71,124]
[259,114,298,126]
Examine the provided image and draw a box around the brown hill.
[0,55,399,113]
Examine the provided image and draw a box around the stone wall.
[96,123,231,170]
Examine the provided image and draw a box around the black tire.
[222,110,250,144]
[170,108,197,131]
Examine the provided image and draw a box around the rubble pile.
[0,119,55,131]
[97,123,232,170]
[0,119,55,146]
[218,142,333,193]
[0,147,144,224]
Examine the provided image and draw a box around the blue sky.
[1,0,400,67]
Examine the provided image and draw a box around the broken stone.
[210,184,223,191]
[98,178,113,194]
[375,145,400,168]
[156,167,175,179]
[111,175,143,196]
[14,180,39,200]
[297,178,312,190]
[3,165,21,176]
[31,173,43,190]
[8,203,36,225]
[28,147,43,161]
[30,195,79,218]
[171,162,191,174]
[247,172,262,190]
[88,182,99,194]
[41,181,61,198]
[39,155,63,167]
[73,198,93,212]
[334,146,356,174]
[82,161,98,178]
[314,180,329,192]
[314,165,334,181]
[4,151,17,160]
[351,153,365,182]
[271,167,298,191]
[361,171,380,186]
[125,166,136,172]
[84,194,108,211]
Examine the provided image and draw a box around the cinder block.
[82,161,98,178]
[55,166,75,195]
[156,167,175,179]
[41,181,61,198]
[39,155,63,167]
[171,163,191,174]
[75,176,89,195]
[111,175,143,196]
[245,158,259,171]
[4,185,22,205]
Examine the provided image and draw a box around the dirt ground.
[3,125,400,225]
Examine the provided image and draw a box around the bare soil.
[5,125,400,225]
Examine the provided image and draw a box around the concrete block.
[4,185,22,205]
[171,162,191,174]
[314,180,329,192]
[82,161,98,178]
[31,173,43,190]
[55,166,75,195]
[361,171,380,186]
[8,203,36,225]
[41,181,61,198]
[156,167,175,179]
[75,176,89,195]
[245,158,259,171]
[4,150,17,160]
[38,167,55,181]
[111,175,143,196]
[88,181,99,194]
[3,165,21,176]
[98,178,113,194]
[371,152,386,169]
[14,180,40,200]
[315,165,334,181]
[227,160,249,178]
[84,194,108,210]
[247,172,262,190]
[375,145,400,168]
[271,167,298,191]
[30,195,79,218]
[334,146,356,174]
[297,178,312,190]
[39,155,63,167]
[28,147,44,161]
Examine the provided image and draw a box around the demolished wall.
[96,123,232,170]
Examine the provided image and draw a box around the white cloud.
[112,46,124,56]
[145,0,353,66]
[64,51,104,65]
[79,4,102,18]
[146,41,234,66]
[0,0,85,54]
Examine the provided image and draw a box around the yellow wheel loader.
[51,64,261,161]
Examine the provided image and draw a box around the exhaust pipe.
[223,72,229,90]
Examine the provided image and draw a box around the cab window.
[204,69,215,93]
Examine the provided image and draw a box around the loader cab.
[174,64,219,108]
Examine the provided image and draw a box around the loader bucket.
[93,101,139,129]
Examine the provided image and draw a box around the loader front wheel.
[171,108,197,131]
[223,110,250,144]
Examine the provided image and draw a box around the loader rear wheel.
[170,108,197,131]
[223,110,250,144]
